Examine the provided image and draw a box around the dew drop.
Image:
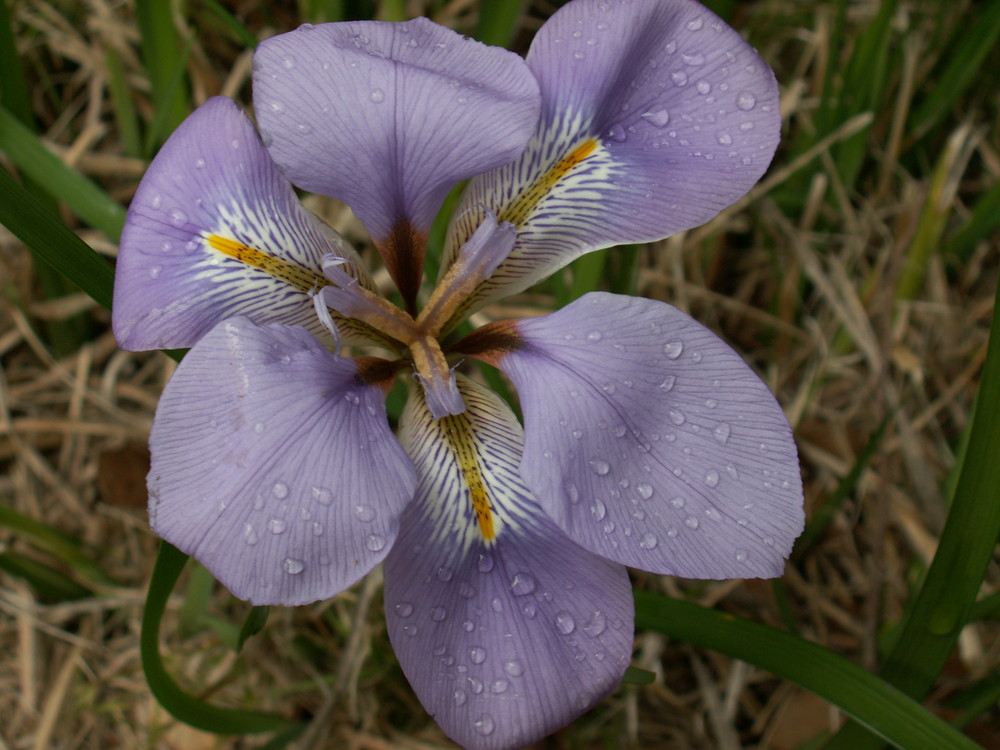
[457,582,477,599]
[469,646,487,664]
[664,341,684,359]
[312,487,333,506]
[685,516,700,529]
[639,532,659,550]
[704,469,720,487]
[606,123,627,142]
[193,157,206,169]
[477,552,494,573]
[353,504,375,521]
[148,265,162,279]
[737,91,757,111]
[523,601,538,618]
[587,498,607,523]
[403,624,418,637]
[280,55,295,69]
[491,679,509,694]
[510,573,537,595]
[453,690,467,706]
[268,518,286,534]
[668,409,686,425]
[637,482,654,500]
[696,79,711,94]
[717,132,733,145]
[463,620,475,633]
[431,606,447,622]
[566,482,580,504]
[735,549,748,563]
[589,459,611,476]
[641,108,671,127]
[586,329,603,341]
[271,481,289,499]
[686,16,704,30]
[682,52,705,66]
[436,566,453,582]
[503,659,524,677]
[366,534,386,551]
[395,602,414,618]
[473,715,495,736]
[671,70,689,86]
[764,536,775,547]
[151,193,163,209]
[713,423,731,445]
[243,523,258,546]
[555,611,576,635]
[583,611,607,636]
[659,375,676,391]
[168,208,188,227]
[370,88,385,103]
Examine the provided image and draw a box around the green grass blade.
[104,44,143,158]
[0,0,34,124]
[136,0,191,149]
[142,541,306,735]
[634,591,982,750]
[947,177,1000,262]
[474,0,525,47]
[0,552,94,601]
[237,606,271,651]
[823,276,1000,749]
[0,106,127,241]
[0,167,115,310]
[199,0,259,48]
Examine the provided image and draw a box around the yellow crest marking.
[498,138,599,227]
[207,235,327,292]
[440,416,496,541]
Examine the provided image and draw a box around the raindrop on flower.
[477,552,494,572]
[282,557,304,574]
[395,602,414,618]
[737,91,757,110]
[555,611,576,635]
[473,715,495,736]
[312,487,333,506]
[366,534,386,551]
[268,518,286,534]
[589,459,611,476]
[430,606,447,622]
[664,340,684,359]
[704,469,721,487]
[353,504,375,521]
[469,646,487,664]
[504,659,524,677]
[637,482,653,500]
[369,88,385,103]
[271,481,289,499]
[639,532,659,550]
[510,573,537,596]
[641,108,671,127]
[713,423,731,444]
[242,523,258,546]
[583,611,607,636]
[606,123,627,142]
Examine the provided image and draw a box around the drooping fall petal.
[384,376,632,750]
[442,0,780,322]
[113,97,366,351]
[148,317,416,606]
[493,293,803,579]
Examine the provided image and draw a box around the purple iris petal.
[385,376,632,750]
[148,317,416,606]
[253,19,540,304]
[113,96,362,351]
[497,293,803,578]
[444,0,781,314]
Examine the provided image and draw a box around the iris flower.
[113,0,803,747]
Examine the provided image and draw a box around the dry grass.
[1,0,998,748]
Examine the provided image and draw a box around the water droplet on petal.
[395,602,414,618]
[370,88,385,103]
[668,409,686,425]
[491,679,509,693]
[431,606,447,622]
[696,79,711,94]
[713,423,731,444]
[658,375,676,392]
[469,646,487,664]
[641,108,671,127]
[687,16,704,30]
[243,524,258,546]
[637,482,654,500]
[280,55,295,69]
[366,534,386,551]
[583,611,607,636]
[606,123,627,142]
[511,573,537,595]
[268,518,286,534]
[566,482,580,503]
[457,582,477,599]
[473,715,495,736]
[148,265,162,279]
[283,557,304,574]
[402,623,418,637]
[682,52,705,66]
[735,549,748,562]
[685,516,700,528]
[555,611,576,635]
[589,459,611,476]
[586,329,603,341]
[704,469,720,487]
[639,532,659,550]
[271,481,289,499]
[591,499,607,521]
[477,552,494,572]
[353,504,375,521]
[453,690,467,706]
[671,70,689,86]
[504,659,524,677]
[168,208,188,227]
[737,91,757,111]
[664,341,684,359]
[717,132,732,145]
[313,487,333,506]
[436,566,453,582]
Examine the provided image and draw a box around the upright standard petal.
[113,96,367,351]
[442,0,780,320]
[485,293,802,579]
[253,19,540,307]
[148,318,416,606]
[384,376,632,750]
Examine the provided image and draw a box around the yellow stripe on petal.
[207,234,328,292]
[439,416,495,540]
[498,138,599,228]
